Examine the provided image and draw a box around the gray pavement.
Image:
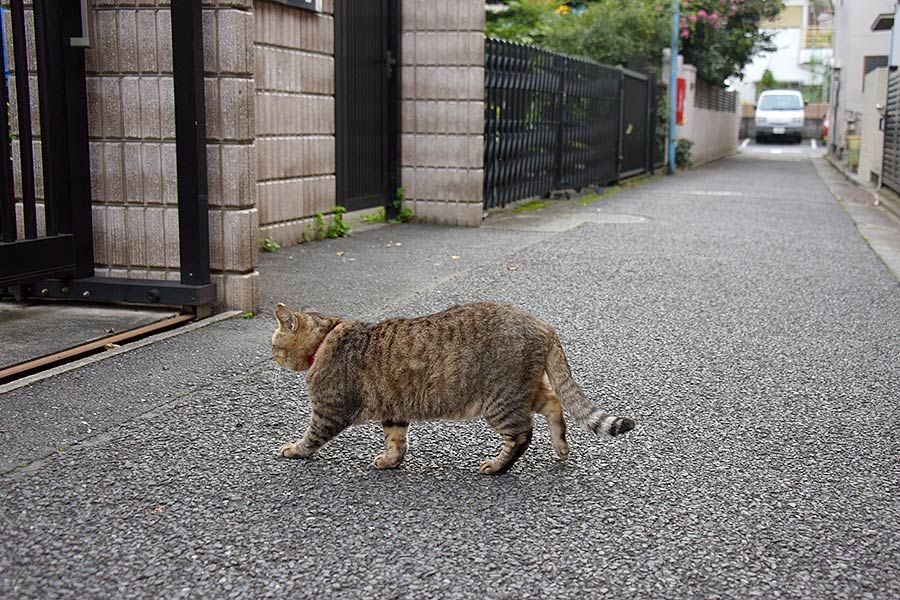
[1,152,899,599]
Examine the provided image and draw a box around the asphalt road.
[1,153,898,599]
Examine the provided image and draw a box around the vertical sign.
[676,77,686,125]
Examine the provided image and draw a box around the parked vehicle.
[755,89,805,143]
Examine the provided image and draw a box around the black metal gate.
[882,68,900,193]
[620,69,650,178]
[0,1,215,312]
[334,0,400,213]
[0,1,86,289]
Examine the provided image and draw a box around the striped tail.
[544,341,635,437]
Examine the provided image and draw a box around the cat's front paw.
[372,452,403,469]
[479,459,503,475]
[280,442,313,459]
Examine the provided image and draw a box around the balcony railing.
[803,25,833,48]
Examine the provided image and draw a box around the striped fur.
[273,302,634,475]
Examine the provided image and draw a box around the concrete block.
[205,78,221,140]
[161,143,178,205]
[218,8,253,76]
[468,32,484,66]
[220,143,255,208]
[206,144,222,207]
[467,67,484,101]
[222,270,259,312]
[140,78,161,139]
[157,10,173,72]
[222,208,257,271]
[126,206,147,266]
[92,206,108,265]
[101,78,124,138]
[402,100,416,134]
[97,11,119,72]
[118,11,138,72]
[122,77,142,139]
[141,143,162,203]
[401,32,415,66]
[208,208,224,271]
[219,77,254,141]
[86,78,103,139]
[124,142,143,203]
[402,0,415,32]
[164,206,180,268]
[159,77,176,139]
[202,9,218,73]
[468,101,484,135]
[137,10,158,73]
[108,205,128,266]
[103,143,124,203]
[89,142,104,203]
[144,206,167,267]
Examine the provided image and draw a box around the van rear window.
[758,95,803,110]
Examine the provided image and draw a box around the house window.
[863,55,888,91]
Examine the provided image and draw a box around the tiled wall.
[84,0,259,311]
[254,0,336,248]
[400,1,485,226]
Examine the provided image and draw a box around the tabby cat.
[273,301,634,475]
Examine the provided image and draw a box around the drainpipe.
[668,0,679,175]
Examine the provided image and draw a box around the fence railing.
[483,38,663,210]
[881,69,900,194]
[694,80,737,112]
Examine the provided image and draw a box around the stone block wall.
[254,0,336,248]
[84,0,259,311]
[400,1,485,226]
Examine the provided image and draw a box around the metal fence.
[483,38,662,210]
[694,79,737,112]
[882,69,900,194]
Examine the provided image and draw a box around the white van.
[754,89,805,143]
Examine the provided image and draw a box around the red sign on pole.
[676,77,686,125]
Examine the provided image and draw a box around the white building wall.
[858,68,888,185]
[829,0,891,154]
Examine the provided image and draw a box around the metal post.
[668,0,679,175]
[171,0,211,287]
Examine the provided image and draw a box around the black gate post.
[171,0,211,289]
[34,0,93,277]
[554,56,567,189]
[616,71,625,180]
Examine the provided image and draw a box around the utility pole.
[668,0,679,175]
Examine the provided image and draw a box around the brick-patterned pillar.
[400,1,484,226]
[254,0,335,249]
[82,0,258,312]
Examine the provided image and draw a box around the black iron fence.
[483,38,663,210]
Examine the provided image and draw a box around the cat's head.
[272,303,334,372]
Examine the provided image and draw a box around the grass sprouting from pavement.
[511,200,548,213]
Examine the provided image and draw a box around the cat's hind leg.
[533,385,569,459]
[373,420,409,469]
[280,410,349,459]
[481,405,533,475]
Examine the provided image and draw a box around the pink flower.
[681,28,691,38]
[690,14,698,23]
[698,9,708,18]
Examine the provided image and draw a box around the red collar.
[309,341,322,367]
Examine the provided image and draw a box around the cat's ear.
[275,304,298,331]
[300,306,323,317]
